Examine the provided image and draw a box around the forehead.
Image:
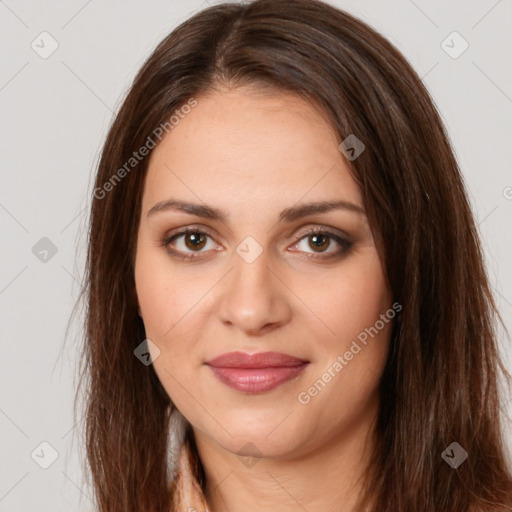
[142,87,362,215]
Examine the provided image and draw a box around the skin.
[134,86,394,512]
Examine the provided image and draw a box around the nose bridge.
[232,239,271,293]
[217,238,290,333]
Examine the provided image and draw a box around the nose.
[216,245,292,336]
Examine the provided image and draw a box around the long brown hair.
[71,0,512,510]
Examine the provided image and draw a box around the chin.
[205,416,304,458]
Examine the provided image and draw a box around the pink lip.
[205,351,309,393]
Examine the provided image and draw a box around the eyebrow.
[147,198,365,223]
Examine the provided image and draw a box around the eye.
[161,227,218,260]
[291,228,352,259]
[160,226,352,260]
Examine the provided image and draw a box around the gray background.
[1,0,511,510]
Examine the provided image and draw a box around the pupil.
[310,234,328,251]
[186,233,205,250]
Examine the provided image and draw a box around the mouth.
[204,351,310,393]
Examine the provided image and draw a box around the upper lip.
[205,351,309,368]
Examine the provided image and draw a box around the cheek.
[296,250,392,349]
[134,247,198,339]
[134,248,212,386]
[293,254,392,437]
[135,265,171,338]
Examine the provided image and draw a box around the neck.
[193,395,379,512]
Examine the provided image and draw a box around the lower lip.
[207,364,308,393]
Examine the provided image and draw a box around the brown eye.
[292,228,352,259]
[162,228,216,259]
[162,226,351,261]
[307,233,330,252]
[183,232,207,251]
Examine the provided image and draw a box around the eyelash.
[159,225,353,261]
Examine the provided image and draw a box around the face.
[134,87,394,460]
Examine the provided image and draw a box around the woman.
[73,0,512,510]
